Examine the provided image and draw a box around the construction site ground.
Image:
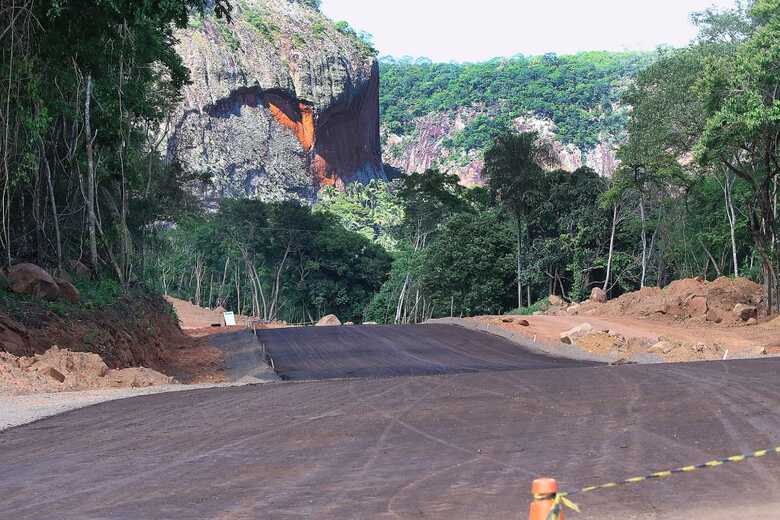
[3,322,780,519]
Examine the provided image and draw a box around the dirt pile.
[0,346,175,395]
[561,276,764,325]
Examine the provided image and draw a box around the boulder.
[559,323,593,345]
[705,309,723,324]
[648,340,676,355]
[315,314,341,327]
[0,313,32,356]
[687,295,708,317]
[548,295,564,306]
[68,260,92,278]
[733,303,758,321]
[7,263,61,300]
[55,278,80,304]
[590,287,607,303]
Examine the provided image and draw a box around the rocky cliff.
[383,109,619,186]
[166,0,385,204]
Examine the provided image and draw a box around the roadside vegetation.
[1,0,778,326]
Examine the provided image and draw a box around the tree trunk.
[42,154,62,270]
[603,204,618,292]
[84,74,98,274]
[516,219,523,309]
[639,194,648,288]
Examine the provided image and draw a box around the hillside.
[379,52,652,183]
[166,0,386,204]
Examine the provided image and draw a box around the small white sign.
[223,311,236,326]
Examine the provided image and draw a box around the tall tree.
[483,131,556,307]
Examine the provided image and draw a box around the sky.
[320,0,738,62]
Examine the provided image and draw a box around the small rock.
[560,323,593,344]
[548,295,564,306]
[41,366,66,383]
[566,303,581,315]
[747,317,757,325]
[705,309,722,324]
[344,321,354,325]
[516,319,530,327]
[609,358,636,366]
[734,303,758,321]
[590,287,607,303]
[501,317,514,323]
[363,321,378,325]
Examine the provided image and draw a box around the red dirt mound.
[573,276,764,325]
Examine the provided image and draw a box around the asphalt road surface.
[255,323,596,380]
[2,327,780,519]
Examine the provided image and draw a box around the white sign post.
[223,311,236,326]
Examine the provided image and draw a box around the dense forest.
[2,0,778,323]
[379,52,652,153]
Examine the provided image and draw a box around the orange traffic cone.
[529,478,562,520]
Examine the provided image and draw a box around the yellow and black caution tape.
[537,445,780,519]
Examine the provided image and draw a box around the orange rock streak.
[266,101,315,152]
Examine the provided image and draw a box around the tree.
[483,131,556,306]
[695,0,780,311]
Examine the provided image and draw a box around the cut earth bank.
[462,276,780,363]
[0,267,284,429]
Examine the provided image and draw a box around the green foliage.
[334,20,378,56]
[245,6,278,40]
[417,210,517,316]
[314,180,405,252]
[312,20,328,36]
[152,200,392,323]
[0,0,230,276]
[508,299,550,316]
[217,19,241,50]
[380,52,653,149]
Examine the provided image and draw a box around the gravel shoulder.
[0,381,266,431]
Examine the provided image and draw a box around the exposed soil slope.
[472,277,779,363]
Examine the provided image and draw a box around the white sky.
[320,0,738,62]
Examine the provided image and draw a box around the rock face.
[167,0,385,204]
[383,111,618,185]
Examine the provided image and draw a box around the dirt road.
[255,323,597,380]
[2,326,780,519]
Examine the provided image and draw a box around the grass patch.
[507,298,551,316]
